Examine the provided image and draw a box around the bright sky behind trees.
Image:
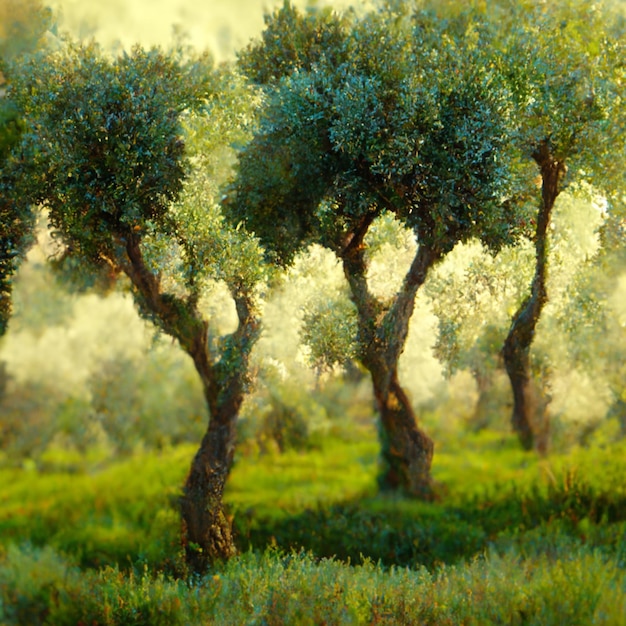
[48,0,364,61]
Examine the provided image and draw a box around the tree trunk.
[503,140,564,451]
[342,227,439,498]
[180,408,238,572]
[502,336,537,450]
[471,367,494,431]
[120,236,259,572]
[374,369,435,497]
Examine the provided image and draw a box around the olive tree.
[228,3,531,497]
[495,0,626,451]
[425,240,534,430]
[7,42,265,571]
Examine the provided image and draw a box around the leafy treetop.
[8,43,213,271]
[228,3,534,267]
[497,0,626,187]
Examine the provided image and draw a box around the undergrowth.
[0,433,625,623]
[1,544,625,625]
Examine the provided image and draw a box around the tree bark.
[180,408,237,572]
[503,140,564,451]
[119,235,259,572]
[374,370,435,497]
[180,289,258,572]
[342,227,439,498]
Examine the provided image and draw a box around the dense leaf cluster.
[228,4,536,266]
[8,44,213,268]
[0,0,51,334]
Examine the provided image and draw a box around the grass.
[1,544,625,625]
[1,430,625,624]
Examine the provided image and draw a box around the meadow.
[1,235,624,624]
[1,426,625,624]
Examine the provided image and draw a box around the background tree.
[425,240,534,430]
[229,2,533,497]
[426,185,613,440]
[495,0,626,451]
[551,195,626,443]
[7,42,265,571]
[0,0,52,335]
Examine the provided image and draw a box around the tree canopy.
[225,1,541,495]
[231,3,533,263]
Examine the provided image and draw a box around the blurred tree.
[425,240,534,430]
[554,195,626,441]
[0,0,52,335]
[426,185,613,441]
[300,294,358,377]
[228,3,533,497]
[7,43,265,571]
[495,0,626,451]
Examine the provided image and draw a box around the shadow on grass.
[233,473,626,570]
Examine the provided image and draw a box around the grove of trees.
[1,0,624,574]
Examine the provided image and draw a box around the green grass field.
[1,430,625,624]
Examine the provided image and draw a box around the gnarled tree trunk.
[180,291,258,571]
[374,369,434,497]
[342,226,439,498]
[181,408,238,572]
[503,140,564,452]
[121,235,259,572]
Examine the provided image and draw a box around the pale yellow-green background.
[48,0,369,62]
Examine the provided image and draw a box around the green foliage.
[237,359,374,454]
[0,0,52,335]
[500,0,626,183]
[1,539,625,625]
[256,388,315,453]
[228,3,533,264]
[87,351,206,452]
[0,544,78,625]
[0,336,208,463]
[234,438,626,569]
[238,1,351,85]
[238,502,487,569]
[0,447,191,568]
[0,379,88,462]
[8,43,213,267]
[0,433,625,622]
[426,239,534,379]
[300,289,358,374]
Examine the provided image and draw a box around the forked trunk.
[121,236,259,572]
[503,141,564,451]
[179,292,258,572]
[181,410,238,572]
[342,228,439,498]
